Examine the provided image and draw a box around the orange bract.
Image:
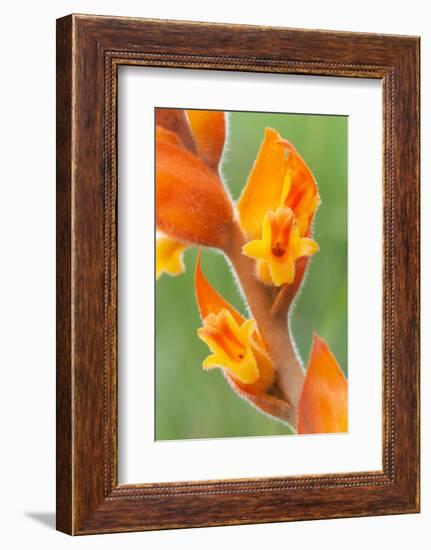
[298,334,348,434]
[186,110,226,171]
[155,108,196,153]
[237,128,289,240]
[156,125,184,148]
[280,138,320,236]
[237,128,319,240]
[156,137,233,248]
[195,252,244,325]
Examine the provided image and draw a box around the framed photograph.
[56,14,420,534]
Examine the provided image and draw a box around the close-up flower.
[237,127,320,241]
[242,206,319,286]
[155,108,348,437]
[198,310,265,386]
[194,252,291,422]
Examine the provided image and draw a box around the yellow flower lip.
[242,207,320,287]
[194,252,275,393]
[197,309,260,385]
[272,242,285,258]
[199,312,247,361]
[268,208,294,261]
[156,235,188,280]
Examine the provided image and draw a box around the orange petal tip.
[298,334,348,434]
[186,110,226,170]
[156,137,233,248]
[194,251,244,325]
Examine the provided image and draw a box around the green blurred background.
[156,111,348,440]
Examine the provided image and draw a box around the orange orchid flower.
[195,253,293,420]
[195,253,347,432]
[198,310,265,386]
[237,128,320,240]
[242,207,319,286]
[237,128,320,287]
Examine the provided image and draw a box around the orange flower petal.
[186,110,226,170]
[238,128,320,240]
[237,128,288,239]
[270,219,317,315]
[195,253,287,420]
[298,334,348,434]
[155,108,196,153]
[195,253,277,396]
[194,251,244,325]
[281,139,319,236]
[156,137,233,248]
[283,139,318,197]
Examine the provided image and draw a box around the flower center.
[271,241,286,258]
[216,315,247,361]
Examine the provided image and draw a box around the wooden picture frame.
[56,14,420,535]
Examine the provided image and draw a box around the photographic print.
[56,16,420,533]
[155,108,348,441]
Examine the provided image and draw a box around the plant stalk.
[224,222,305,429]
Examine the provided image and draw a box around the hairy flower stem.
[223,222,305,430]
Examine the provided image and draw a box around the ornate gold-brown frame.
[56,14,420,534]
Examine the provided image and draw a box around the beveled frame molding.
[56,14,420,535]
